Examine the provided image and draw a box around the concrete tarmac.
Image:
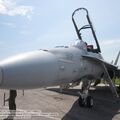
[0,85,120,120]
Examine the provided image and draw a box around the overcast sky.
[0,0,120,65]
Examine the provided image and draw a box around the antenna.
[114,51,120,65]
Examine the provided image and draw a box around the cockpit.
[86,44,99,53]
[73,39,99,53]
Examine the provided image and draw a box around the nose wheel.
[86,96,93,108]
[78,95,93,108]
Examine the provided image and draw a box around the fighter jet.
[0,8,119,108]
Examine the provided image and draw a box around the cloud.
[100,39,120,65]
[0,0,33,17]
[0,21,16,28]
[100,39,120,46]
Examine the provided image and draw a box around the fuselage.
[0,43,104,89]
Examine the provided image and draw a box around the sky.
[0,0,120,66]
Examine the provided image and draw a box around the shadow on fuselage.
[47,86,120,120]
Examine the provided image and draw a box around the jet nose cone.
[0,50,59,89]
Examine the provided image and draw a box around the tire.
[78,96,84,107]
[86,96,93,108]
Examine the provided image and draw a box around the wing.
[82,55,117,70]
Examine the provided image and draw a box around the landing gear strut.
[78,80,93,108]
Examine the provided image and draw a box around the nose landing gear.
[78,79,93,108]
[78,94,93,108]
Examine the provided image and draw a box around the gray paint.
[0,44,104,89]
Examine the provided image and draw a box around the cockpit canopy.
[72,8,101,53]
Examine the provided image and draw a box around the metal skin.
[0,43,103,90]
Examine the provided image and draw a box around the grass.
[115,78,120,85]
[101,78,120,85]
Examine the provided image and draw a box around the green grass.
[101,78,120,85]
[115,78,120,85]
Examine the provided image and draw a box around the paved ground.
[0,85,120,120]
